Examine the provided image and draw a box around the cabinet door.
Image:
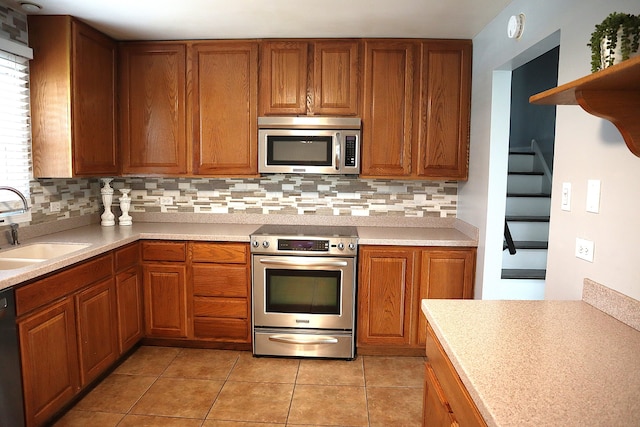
[417,41,471,180]
[424,362,459,427]
[192,42,258,175]
[18,298,80,427]
[358,246,416,346]
[119,43,188,174]
[143,263,188,338]
[417,248,476,346]
[259,41,308,115]
[361,40,418,177]
[311,40,360,116]
[71,19,118,176]
[115,266,143,354]
[75,278,118,386]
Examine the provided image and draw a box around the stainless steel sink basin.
[0,242,91,270]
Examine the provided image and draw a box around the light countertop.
[422,299,640,426]
[0,220,477,291]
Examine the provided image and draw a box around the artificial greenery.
[588,12,640,73]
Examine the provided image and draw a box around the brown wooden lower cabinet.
[114,243,143,354]
[424,324,486,427]
[190,242,251,343]
[357,245,475,354]
[18,298,80,427]
[142,263,188,338]
[75,277,118,386]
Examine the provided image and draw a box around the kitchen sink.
[0,243,91,270]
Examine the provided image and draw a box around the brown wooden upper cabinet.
[119,41,259,176]
[28,15,118,178]
[192,42,258,175]
[259,40,360,116]
[119,43,188,175]
[361,39,471,180]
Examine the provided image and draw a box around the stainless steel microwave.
[258,116,361,175]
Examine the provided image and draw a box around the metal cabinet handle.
[259,258,348,267]
[268,334,338,345]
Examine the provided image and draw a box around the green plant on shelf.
[588,12,640,73]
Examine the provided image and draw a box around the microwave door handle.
[258,258,348,267]
[334,132,341,171]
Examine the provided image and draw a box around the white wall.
[460,0,640,301]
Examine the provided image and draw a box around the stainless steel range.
[251,225,358,359]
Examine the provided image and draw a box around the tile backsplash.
[26,176,457,226]
[0,2,28,44]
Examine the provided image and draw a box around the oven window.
[265,269,341,314]
[266,136,332,166]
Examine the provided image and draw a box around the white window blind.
[0,48,32,208]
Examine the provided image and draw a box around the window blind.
[0,49,32,206]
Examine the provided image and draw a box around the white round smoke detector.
[507,13,525,39]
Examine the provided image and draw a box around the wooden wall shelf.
[530,55,640,157]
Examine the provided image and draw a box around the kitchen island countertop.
[422,298,640,426]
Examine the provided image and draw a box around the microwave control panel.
[345,136,357,167]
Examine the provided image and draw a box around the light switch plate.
[586,179,600,213]
[561,182,571,211]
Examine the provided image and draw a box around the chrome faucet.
[0,186,30,219]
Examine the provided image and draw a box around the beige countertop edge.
[421,299,640,427]
[1,221,477,291]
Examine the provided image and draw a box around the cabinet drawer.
[192,265,248,297]
[142,241,186,262]
[16,254,113,317]
[194,317,249,341]
[426,324,486,427]
[115,242,139,271]
[193,297,247,318]
[191,242,248,264]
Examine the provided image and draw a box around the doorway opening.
[501,42,560,296]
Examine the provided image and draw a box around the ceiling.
[6,0,513,41]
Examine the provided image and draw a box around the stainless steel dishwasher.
[0,288,25,427]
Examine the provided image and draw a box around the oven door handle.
[268,334,339,345]
[258,258,348,267]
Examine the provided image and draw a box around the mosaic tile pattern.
[108,175,457,218]
[28,178,101,225]
[23,176,457,228]
[0,3,28,45]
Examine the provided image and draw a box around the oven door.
[252,255,355,330]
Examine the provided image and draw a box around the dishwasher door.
[0,288,25,427]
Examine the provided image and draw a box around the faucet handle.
[9,223,19,245]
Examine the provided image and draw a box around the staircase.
[502,146,551,280]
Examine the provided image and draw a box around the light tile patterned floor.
[54,346,425,427]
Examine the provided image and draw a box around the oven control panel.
[251,236,358,256]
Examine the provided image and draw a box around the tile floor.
[54,346,425,427]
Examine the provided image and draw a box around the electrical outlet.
[50,201,61,212]
[159,196,173,205]
[575,238,594,262]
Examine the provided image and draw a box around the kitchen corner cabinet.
[16,254,115,427]
[119,43,188,175]
[114,243,143,354]
[190,242,251,342]
[142,241,189,338]
[192,42,258,175]
[424,324,486,427]
[361,39,471,180]
[357,246,475,353]
[28,15,118,178]
[259,40,360,116]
